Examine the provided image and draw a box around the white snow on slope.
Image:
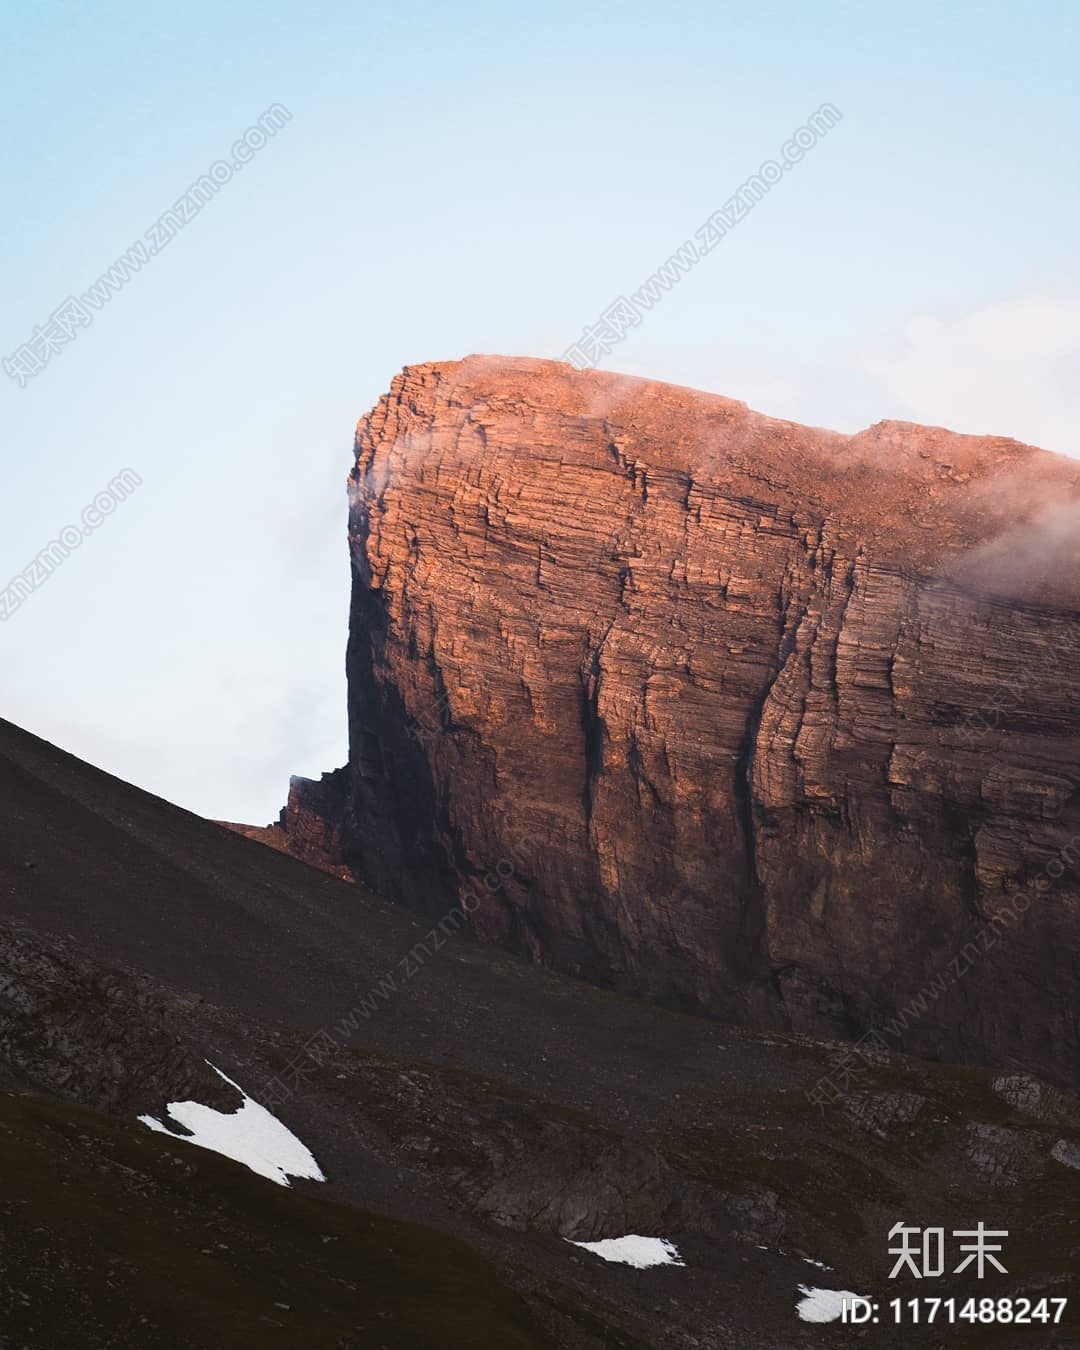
[796,1284,871,1323]
[568,1236,684,1268]
[755,1244,834,1271]
[138,1061,325,1187]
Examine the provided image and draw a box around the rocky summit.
[258,355,1080,1092]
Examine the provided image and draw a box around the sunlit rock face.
[295,356,1080,1088]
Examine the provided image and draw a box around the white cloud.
[859,293,1080,457]
[617,292,1080,460]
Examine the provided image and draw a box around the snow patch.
[568,1236,684,1269]
[138,1061,325,1188]
[755,1243,834,1271]
[796,1284,871,1323]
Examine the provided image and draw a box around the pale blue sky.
[2,0,1077,820]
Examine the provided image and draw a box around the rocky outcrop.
[221,769,353,881]
[294,356,1080,1088]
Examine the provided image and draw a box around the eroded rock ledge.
[273,356,1080,1088]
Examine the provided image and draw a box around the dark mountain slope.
[0,1091,551,1350]
[2,715,1080,1348]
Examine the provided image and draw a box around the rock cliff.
[287,356,1080,1088]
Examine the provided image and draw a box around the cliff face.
[310,356,1080,1086]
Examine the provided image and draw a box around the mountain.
[252,355,1080,1095]
[11,357,1080,1346]
[5,709,1080,1346]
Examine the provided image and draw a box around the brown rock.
[220,770,352,882]
[285,356,1080,1089]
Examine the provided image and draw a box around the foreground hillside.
[2,715,1080,1347]
[0,1093,548,1349]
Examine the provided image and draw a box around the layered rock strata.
[287,357,1080,1086]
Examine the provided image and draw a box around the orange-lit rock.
[288,356,1080,1086]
